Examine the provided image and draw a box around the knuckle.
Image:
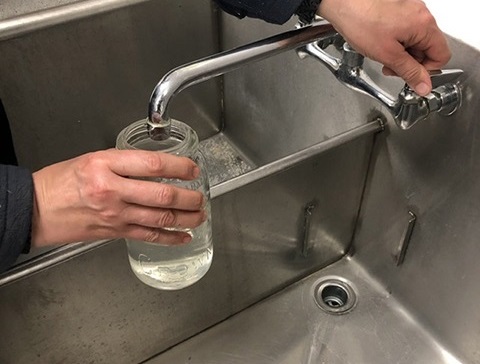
[143,229,161,243]
[444,48,452,61]
[389,57,422,82]
[418,7,435,27]
[402,66,423,83]
[98,208,119,225]
[77,152,116,206]
[83,176,112,205]
[145,153,164,174]
[158,210,177,227]
[98,204,126,227]
[155,185,176,206]
[81,151,108,172]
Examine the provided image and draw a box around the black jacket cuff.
[215,0,305,25]
[0,165,33,272]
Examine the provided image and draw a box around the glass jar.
[116,119,212,290]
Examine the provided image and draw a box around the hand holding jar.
[31,149,207,247]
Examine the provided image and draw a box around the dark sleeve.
[0,164,33,272]
[214,0,304,24]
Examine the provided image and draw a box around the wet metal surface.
[199,132,255,186]
[147,257,462,364]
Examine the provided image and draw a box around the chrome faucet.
[147,20,337,140]
[298,34,463,130]
[147,20,463,139]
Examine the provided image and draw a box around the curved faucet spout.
[147,20,336,140]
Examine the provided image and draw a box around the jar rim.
[116,119,198,155]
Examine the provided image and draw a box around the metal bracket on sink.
[394,210,417,266]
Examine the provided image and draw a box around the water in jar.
[126,214,213,290]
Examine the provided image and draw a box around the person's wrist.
[31,171,48,247]
[315,0,338,22]
[296,0,322,24]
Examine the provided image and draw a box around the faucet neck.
[147,20,337,140]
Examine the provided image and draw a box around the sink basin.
[147,258,461,364]
[0,1,479,363]
[0,128,374,362]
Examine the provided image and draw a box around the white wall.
[424,0,478,50]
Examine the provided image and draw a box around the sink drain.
[313,277,357,315]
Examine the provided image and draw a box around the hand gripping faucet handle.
[413,69,463,116]
[297,26,464,130]
[395,69,464,129]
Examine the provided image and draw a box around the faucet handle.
[429,69,463,88]
[402,69,463,94]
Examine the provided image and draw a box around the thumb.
[388,51,432,96]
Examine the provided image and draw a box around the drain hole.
[322,285,348,308]
[314,278,357,314]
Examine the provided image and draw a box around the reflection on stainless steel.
[0,0,154,41]
[0,119,379,288]
[0,135,371,362]
[351,37,480,363]
[0,0,221,173]
[0,240,110,286]
[146,258,462,364]
[147,20,337,139]
[212,119,383,198]
[301,202,317,257]
[299,36,464,129]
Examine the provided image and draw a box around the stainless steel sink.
[147,258,462,364]
[0,1,478,363]
[0,128,375,362]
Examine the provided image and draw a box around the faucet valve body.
[434,83,462,116]
[394,71,463,129]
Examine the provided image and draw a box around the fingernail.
[183,235,192,244]
[192,166,200,178]
[415,82,430,96]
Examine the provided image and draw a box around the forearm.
[0,164,33,272]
